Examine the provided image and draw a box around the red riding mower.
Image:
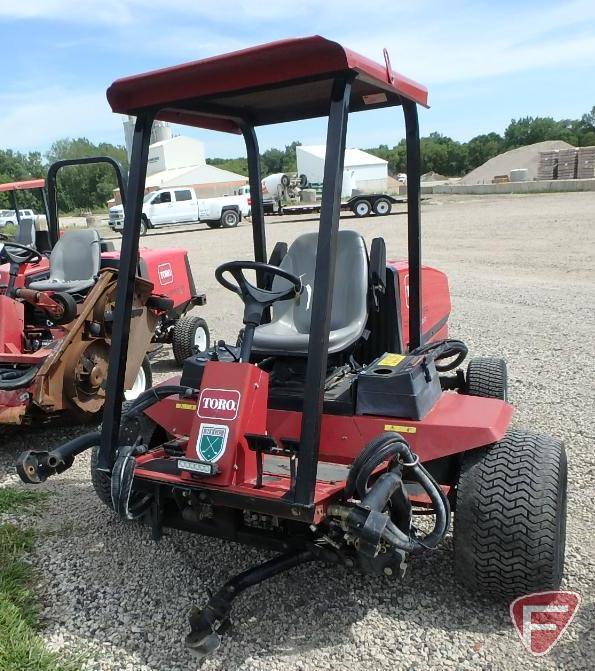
[17,37,567,657]
[1,157,209,425]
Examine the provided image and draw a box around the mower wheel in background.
[124,355,152,401]
[205,220,222,229]
[373,197,392,216]
[454,429,567,599]
[465,357,508,401]
[352,199,372,217]
[220,209,240,228]
[172,315,210,364]
[91,400,162,509]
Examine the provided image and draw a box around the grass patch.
[0,488,50,515]
[0,490,79,671]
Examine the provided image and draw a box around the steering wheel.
[216,261,302,313]
[0,241,42,266]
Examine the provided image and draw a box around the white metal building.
[296,145,388,192]
[114,119,248,203]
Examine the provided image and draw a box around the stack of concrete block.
[537,151,558,180]
[577,146,595,179]
[557,148,578,179]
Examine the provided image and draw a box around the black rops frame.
[96,75,424,516]
[46,156,128,247]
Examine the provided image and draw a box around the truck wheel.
[139,218,148,236]
[124,355,152,401]
[172,315,210,364]
[91,400,161,509]
[220,209,240,228]
[465,357,508,401]
[352,199,372,217]
[206,220,221,229]
[373,197,392,216]
[454,430,567,598]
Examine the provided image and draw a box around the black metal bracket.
[245,434,300,489]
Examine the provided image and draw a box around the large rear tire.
[172,315,210,364]
[465,357,508,401]
[454,429,567,598]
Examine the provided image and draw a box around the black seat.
[28,229,101,293]
[15,217,36,248]
[252,230,369,356]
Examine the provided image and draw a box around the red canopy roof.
[0,178,45,193]
[107,36,428,134]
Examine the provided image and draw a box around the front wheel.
[172,315,210,364]
[139,218,148,236]
[124,355,152,401]
[454,429,567,598]
[205,220,222,229]
[352,199,372,217]
[220,209,240,228]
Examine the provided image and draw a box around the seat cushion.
[28,278,96,294]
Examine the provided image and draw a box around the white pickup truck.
[108,187,251,236]
[0,209,35,228]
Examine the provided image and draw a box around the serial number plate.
[177,459,213,475]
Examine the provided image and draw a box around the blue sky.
[1,0,594,158]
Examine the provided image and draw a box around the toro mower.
[17,37,567,655]
[1,157,209,426]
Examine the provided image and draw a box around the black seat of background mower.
[28,229,101,294]
[15,217,37,248]
[252,230,369,355]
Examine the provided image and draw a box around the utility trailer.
[281,192,402,217]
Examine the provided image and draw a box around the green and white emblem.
[197,423,229,463]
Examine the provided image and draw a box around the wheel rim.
[224,212,237,226]
[376,200,389,215]
[194,326,208,351]
[125,364,146,401]
[356,202,370,216]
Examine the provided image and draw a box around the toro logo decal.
[157,262,174,286]
[197,388,240,421]
[510,591,581,656]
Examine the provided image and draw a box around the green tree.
[46,138,128,212]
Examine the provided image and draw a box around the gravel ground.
[1,192,594,670]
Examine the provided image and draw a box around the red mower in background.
[18,37,567,657]
[0,157,209,425]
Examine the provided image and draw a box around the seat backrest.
[49,229,101,282]
[271,229,369,336]
[15,217,36,248]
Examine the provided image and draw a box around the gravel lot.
[1,192,594,670]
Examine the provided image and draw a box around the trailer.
[281,193,403,217]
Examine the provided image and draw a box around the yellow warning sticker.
[175,403,197,411]
[378,353,405,367]
[384,424,417,434]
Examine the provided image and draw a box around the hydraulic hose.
[0,365,39,390]
[123,385,197,417]
[344,432,450,554]
[410,338,468,372]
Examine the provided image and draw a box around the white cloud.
[0,87,122,152]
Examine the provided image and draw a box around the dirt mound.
[460,140,574,185]
[421,171,447,182]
